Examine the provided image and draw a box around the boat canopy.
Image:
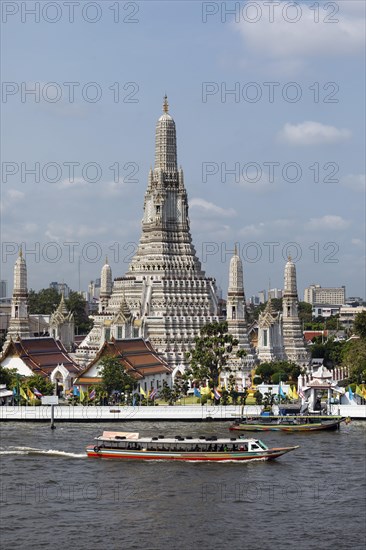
[102,431,140,440]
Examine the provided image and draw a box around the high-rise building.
[77,97,219,367]
[258,290,266,304]
[0,280,7,299]
[49,282,71,298]
[268,288,283,300]
[304,284,346,305]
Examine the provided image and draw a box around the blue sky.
[1,0,365,299]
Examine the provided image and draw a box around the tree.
[24,374,54,395]
[0,366,17,388]
[255,360,301,384]
[28,288,60,314]
[98,356,137,397]
[353,311,366,339]
[298,302,313,325]
[186,321,240,389]
[342,339,366,384]
[66,291,93,334]
[159,381,176,405]
[255,362,274,383]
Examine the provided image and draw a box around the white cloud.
[239,223,265,237]
[189,198,237,217]
[351,238,364,247]
[0,189,25,212]
[7,189,25,201]
[45,222,109,242]
[233,2,365,68]
[341,174,366,192]
[306,215,350,231]
[58,177,88,189]
[278,121,351,146]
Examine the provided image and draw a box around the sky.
[1,0,365,300]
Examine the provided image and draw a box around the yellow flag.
[355,385,364,398]
[27,387,35,400]
[362,385,366,399]
[292,386,299,400]
[200,386,211,396]
[20,387,28,401]
[140,386,146,397]
[287,386,293,399]
[79,387,85,402]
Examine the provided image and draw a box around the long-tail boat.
[229,415,346,432]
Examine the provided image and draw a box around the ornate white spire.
[226,246,256,384]
[228,245,244,294]
[13,247,28,296]
[4,249,30,347]
[282,257,310,366]
[99,257,112,313]
[284,256,297,296]
[49,294,74,351]
[100,257,112,297]
[154,95,178,173]
[77,98,219,368]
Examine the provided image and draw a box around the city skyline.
[1,1,365,298]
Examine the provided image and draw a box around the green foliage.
[311,338,346,369]
[28,288,92,334]
[342,339,366,383]
[66,291,93,334]
[262,388,275,409]
[24,374,54,395]
[271,371,289,384]
[186,321,240,389]
[28,288,60,314]
[298,302,313,325]
[353,311,366,339]
[254,390,263,405]
[0,366,17,387]
[255,361,301,384]
[228,374,239,405]
[98,355,137,396]
[220,389,230,406]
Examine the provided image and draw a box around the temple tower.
[226,247,256,387]
[49,294,75,352]
[4,249,31,346]
[77,98,219,367]
[282,257,310,366]
[257,297,285,362]
[99,257,112,313]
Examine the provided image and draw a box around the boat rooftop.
[95,431,259,444]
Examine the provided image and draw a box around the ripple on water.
[0,421,365,550]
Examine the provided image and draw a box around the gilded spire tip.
[19,246,23,258]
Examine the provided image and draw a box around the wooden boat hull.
[86,445,298,461]
[230,419,344,432]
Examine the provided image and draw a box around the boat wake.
[0,446,85,458]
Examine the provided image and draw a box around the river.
[0,421,365,550]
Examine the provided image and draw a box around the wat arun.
[77,98,220,369]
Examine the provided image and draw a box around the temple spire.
[154,95,178,173]
[163,94,169,113]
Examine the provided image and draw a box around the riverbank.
[1,404,365,421]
